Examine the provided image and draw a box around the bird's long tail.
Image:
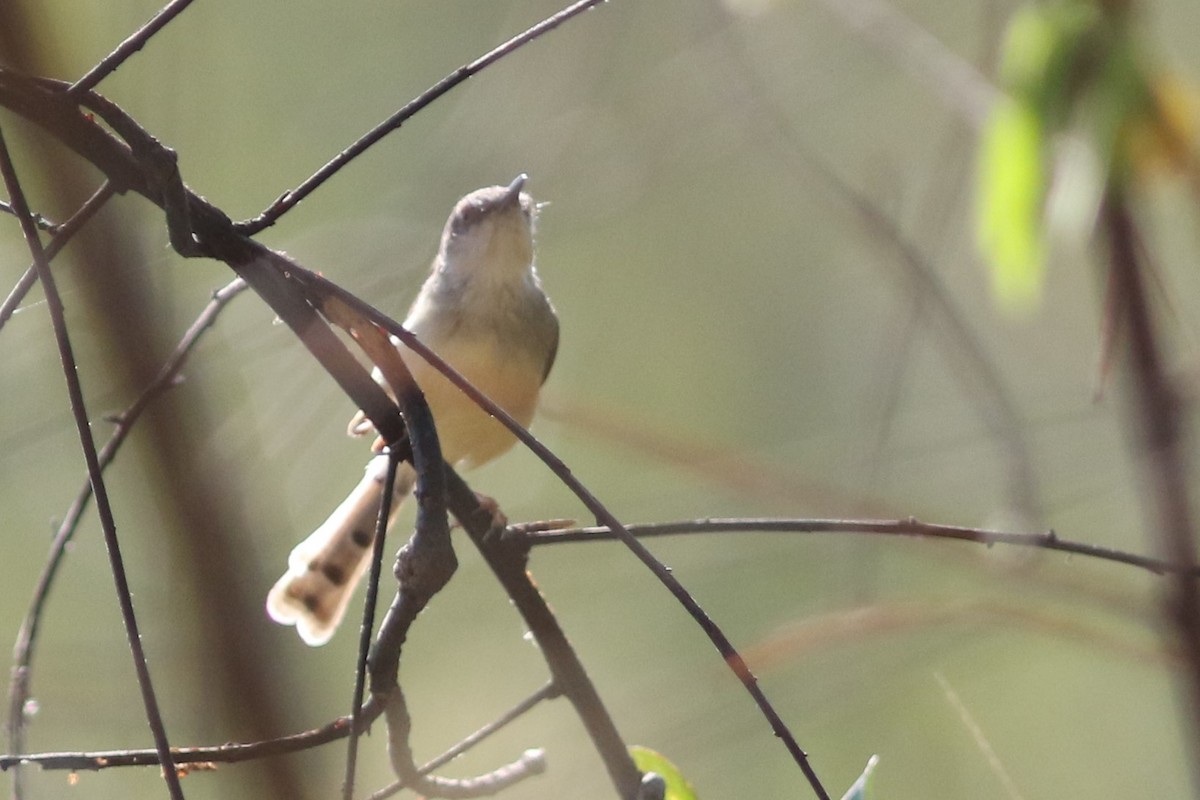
[267,456,415,646]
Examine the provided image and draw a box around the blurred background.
[2,0,1199,798]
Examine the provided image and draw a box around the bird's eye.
[452,204,482,234]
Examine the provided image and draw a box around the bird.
[267,174,559,646]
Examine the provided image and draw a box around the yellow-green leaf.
[999,2,1100,120]
[976,97,1047,312]
[630,746,698,800]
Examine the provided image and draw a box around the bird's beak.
[501,173,528,208]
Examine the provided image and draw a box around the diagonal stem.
[343,450,402,800]
[234,0,609,234]
[0,180,115,333]
[69,0,197,95]
[5,277,246,798]
[0,123,185,800]
[1102,192,1200,784]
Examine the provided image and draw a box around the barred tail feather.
[267,457,415,645]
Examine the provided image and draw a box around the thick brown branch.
[1102,193,1200,777]
[443,471,644,799]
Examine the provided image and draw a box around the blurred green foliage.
[977,0,1197,312]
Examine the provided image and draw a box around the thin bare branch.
[523,517,1199,577]
[0,700,385,772]
[235,0,610,234]
[343,450,400,800]
[0,181,116,333]
[69,0,197,95]
[0,683,559,780]
[5,277,247,794]
[441,472,643,799]
[380,692,545,799]
[1102,192,1200,774]
[0,122,184,799]
[0,199,58,231]
[365,682,559,800]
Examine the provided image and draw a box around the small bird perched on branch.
[267,175,559,645]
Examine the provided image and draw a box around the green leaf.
[999,4,1060,93]
[1092,32,1156,181]
[976,97,1047,312]
[630,746,698,800]
[1000,2,1100,121]
[840,754,880,800]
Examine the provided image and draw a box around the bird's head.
[439,174,536,280]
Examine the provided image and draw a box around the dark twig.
[343,449,401,800]
[0,683,558,780]
[520,517,1200,577]
[5,277,247,795]
[1101,192,1200,776]
[0,124,184,799]
[0,700,385,772]
[442,471,640,799]
[365,682,559,800]
[0,181,116,333]
[380,692,545,799]
[0,199,58,231]
[0,685,557,781]
[69,0,197,96]
[235,0,609,234]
